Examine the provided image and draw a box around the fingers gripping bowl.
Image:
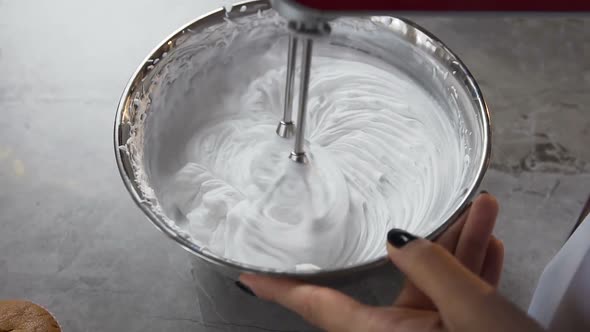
[114,0,490,279]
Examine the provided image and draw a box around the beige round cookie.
[0,300,61,332]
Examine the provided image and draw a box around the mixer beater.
[275,19,330,164]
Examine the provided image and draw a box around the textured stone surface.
[0,1,588,330]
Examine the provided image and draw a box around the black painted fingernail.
[480,190,489,194]
[387,229,417,248]
[235,281,256,297]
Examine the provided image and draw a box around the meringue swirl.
[155,54,465,271]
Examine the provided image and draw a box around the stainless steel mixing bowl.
[114,0,491,281]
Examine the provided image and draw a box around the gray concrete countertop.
[0,1,588,330]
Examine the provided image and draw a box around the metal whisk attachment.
[276,22,330,164]
[275,35,297,139]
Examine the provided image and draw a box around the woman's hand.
[238,193,545,332]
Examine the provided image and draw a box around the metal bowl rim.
[113,0,492,278]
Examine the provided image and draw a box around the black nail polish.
[235,281,256,297]
[387,229,417,248]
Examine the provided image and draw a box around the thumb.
[386,229,494,326]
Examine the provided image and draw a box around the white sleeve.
[528,214,590,331]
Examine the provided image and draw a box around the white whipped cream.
[152,55,464,270]
[128,12,470,271]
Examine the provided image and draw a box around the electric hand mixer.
[271,0,587,163]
